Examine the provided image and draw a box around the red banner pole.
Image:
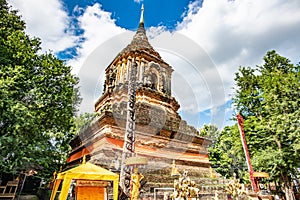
[236,113,258,192]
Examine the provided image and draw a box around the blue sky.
[62,0,198,30]
[56,0,201,59]
[8,0,300,129]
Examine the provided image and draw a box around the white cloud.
[147,26,166,39]
[67,3,126,73]
[8,0,77,53]
[177,0,300,103]
[66,3,126,112]
[174,0,300,126]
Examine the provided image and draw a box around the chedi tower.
[68,5,212,197]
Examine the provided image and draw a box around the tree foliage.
[74,112,100,134]
[199,124,220,143]
[208,125,247,180]
[233,50,299,199]
[0,0,80,178]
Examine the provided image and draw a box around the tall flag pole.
[120,59,138,196]
[236,113,258,192]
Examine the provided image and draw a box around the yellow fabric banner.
[77,186,105,200]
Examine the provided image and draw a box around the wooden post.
[236,113,258,192]
[120,59,138,196]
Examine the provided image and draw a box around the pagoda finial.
[139,4,144,24]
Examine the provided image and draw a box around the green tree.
[74,112,99,133]
[208,125,247,180]
[199,124,220,143]
[0,0,80,178]
[233,50,299,200]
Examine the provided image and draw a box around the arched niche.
[143,62,161,91]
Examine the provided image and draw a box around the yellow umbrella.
[50,157,119,200]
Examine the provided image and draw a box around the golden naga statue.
[171,170,199,199]
[131,167,144,200]
[225,173,247,199]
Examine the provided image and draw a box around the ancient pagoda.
[68,5,212,194]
